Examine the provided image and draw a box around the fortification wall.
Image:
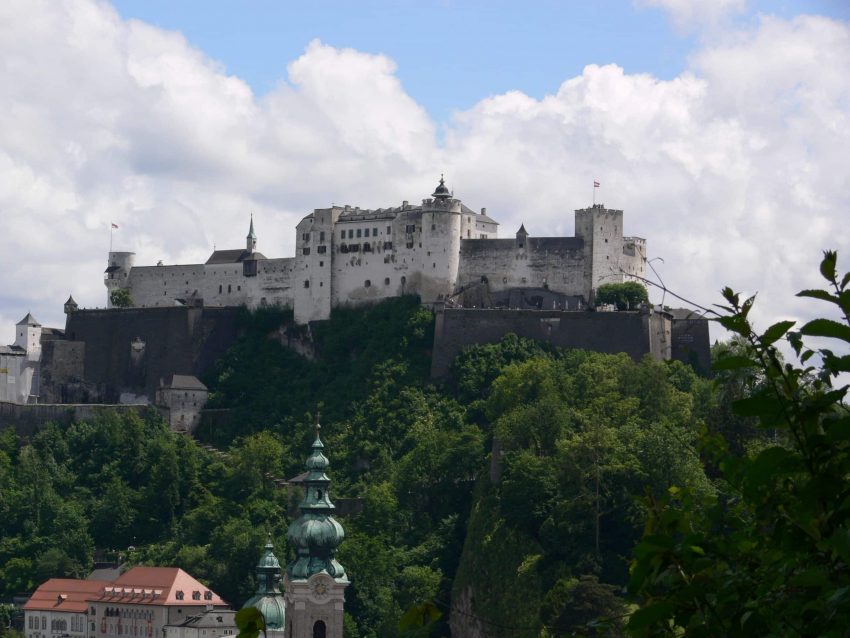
[0,402,150,437]
[127,264,205,307]
[39,340,86,403]
[457,237,587,297]
[431,307,660,378]
[61,306,240,402]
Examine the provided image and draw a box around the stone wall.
[431,307,667,378]
[58,306,241,403]
[39,340,86,403]
[0,402,151,437]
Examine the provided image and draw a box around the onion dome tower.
[284,416,348,638]
[242,536,286,638]
[431,174,451,201]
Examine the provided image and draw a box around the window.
[383,241,393,250]
[319,261,324,267]
[348,230,354,239]
[227,284,231,293]
[192,591,201,600]
[313,620,326,638]
[319,231,325,242]
[303,280,310,288]
[406,241,414,249]
[431,224,436,230]
[204,591,212,600]
[363,243,371,252]
[364,280,371,288]
[340,230,345,239]
[406,224,416,234]
[364,228,369,237]
[386,226,391,234]
[302,232,310,241]
[401,276,406,286]
[373,227,378,236]
[317,245,327,254]
[348,243,360,252]
[356,229,362,238]
[176,591,184,600]
[384,277,390,285]
[237,285,241,291]
[302,247,311,255]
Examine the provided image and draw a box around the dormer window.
[192,591,201,600]
[204,592,213,601]
[176,591,184,601]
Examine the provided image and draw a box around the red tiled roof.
[24,579,111,612]
[92,567,226,606]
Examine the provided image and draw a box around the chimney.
[481,207,486,215]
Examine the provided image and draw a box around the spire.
[17,313,40,327]
[246,214,257,253]
[432,174,451,200]
[286,415,346,581]
[64,295,79,315]
[516,224,528,237]
[242,534,286,629]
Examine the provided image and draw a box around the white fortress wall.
[127,264,205,307]
[255,258,296,308]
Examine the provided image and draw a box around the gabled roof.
[97,566,226,606]
[163,375,208,391]
[24,579,111,613]
[205,249,250,265]
[17,313,40,327]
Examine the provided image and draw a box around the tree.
[595,282,648,310]
[628,250,850,637]
[110,288,133,308]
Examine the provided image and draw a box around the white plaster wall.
[127,265,205,308]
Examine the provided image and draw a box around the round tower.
[420,176,462,305]
[104,251,135,308]
[284,417,348,638]
[242,536,286,638]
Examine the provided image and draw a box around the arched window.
[312,620,326,638]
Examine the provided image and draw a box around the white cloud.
[638,0,747,32]
[0,1,848,356]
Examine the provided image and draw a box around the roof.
[163,375,208,391]
[65,295,77,306]
[0,345,25,355]
[24,579,111,613]
[88,567,123,581]
[205,249,255,265]
[17,313,40,327]
[668,308,707,321]
[173,610,236,629]
[91,566,225,607]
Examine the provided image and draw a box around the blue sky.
[1,0,849,343]
[111,0,848,124]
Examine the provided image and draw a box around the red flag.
[111,223,119,229]
[593,181,600,188]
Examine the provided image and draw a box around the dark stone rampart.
[431,307,655,378]
[0,402,152,437]
[59,306,241,403]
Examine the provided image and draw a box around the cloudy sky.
[1,0,849,346]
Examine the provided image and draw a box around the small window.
[302,232,310,241]
[431,223,436,230]
[176,591,184,601]
[406,241,414,249]
[348,229,354,239]
[384,277,390,285]
[319,261,324,267]
[364,228,370,237]
[383,241,393,250]
[192,591,201,601]
[363,243,371,252]
[304,280,310,288]
[340,230,345,239]
[204,591,213,601]
[317,245,327,254]
[302,247,311,255]
[372,227,378,236]
[227,284,231,293]
[364,280,371,288]
[356,229,362,238]
[401,276,406,285]
[237,285,241,291]
[386,226,391,234]
[406,224,416,234]
[319,231,325,242]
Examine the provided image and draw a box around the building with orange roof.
[23,579,110,638]
[23,567,230,638]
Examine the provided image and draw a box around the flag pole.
[593,180,596,206]
[109,223,113,254]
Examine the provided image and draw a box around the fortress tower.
[284,419,348,638]
[104,251,135,308]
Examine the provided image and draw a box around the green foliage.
[595,282,649,310]
[234,606,266,638]
[109,288,133,308]
[628,250,850,636]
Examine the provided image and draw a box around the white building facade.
[0,313,43,403]
[104,179,646,324]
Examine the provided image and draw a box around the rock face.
[449,586,491,638]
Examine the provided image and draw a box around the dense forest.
[2,252,849,637]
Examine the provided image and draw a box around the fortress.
[105,178,647,323]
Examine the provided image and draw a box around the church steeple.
[242,536,286,635]
[284,415,349,638]
[247,214,257,253]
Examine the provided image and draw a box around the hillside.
[1,295,739,637]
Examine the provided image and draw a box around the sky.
[1,0,849,350]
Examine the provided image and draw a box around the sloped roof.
[17,313,40,326]
[174,610,236,629]
[163,375,208,391]
[0,345,25,355]
[24,579,111,612]
[205,249,265,265]
[98,566,226,606]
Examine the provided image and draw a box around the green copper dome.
[242,536,285,629]
[286,419,346,581]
